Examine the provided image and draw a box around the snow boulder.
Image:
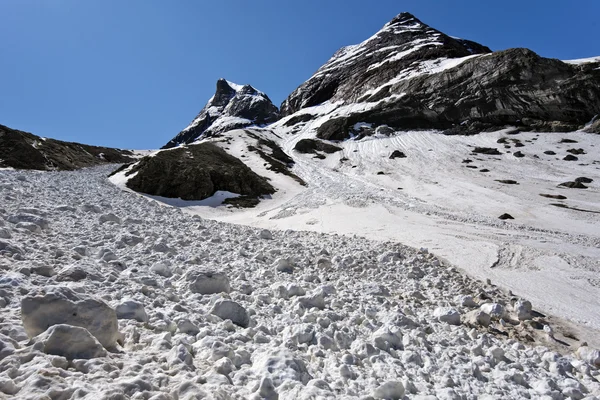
[185,269,231,294]
[6,214,49,230]
[210,299,249,328]
[21,286,120,348]
[433,307,461,325]
[252,349,312,386]
[373,381,405,399]
[34,324,107,359]
[463,310,491,328]
[480,303,505,319]
[99,213,121,224]
[514,300,533,321]
[577,346,600,367]
[115,300,148,323]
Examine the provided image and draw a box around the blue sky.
[2,1,599,149]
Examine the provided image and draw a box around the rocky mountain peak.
[280,12,491,115]
[162,79,279,149]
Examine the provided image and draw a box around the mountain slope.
[162,79,279,149]
[0,123,135,171]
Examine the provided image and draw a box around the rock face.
[124,142,275,201]
[21,287,120,348]
[281,12,600,138]
[163,79,279,149]
[0,123,134,171]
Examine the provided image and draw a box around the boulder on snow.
[21,286,120,348]
[389,150,407,159]
[498,213,514,220]
[210,299,249,328]
[433,307,461,325]
[115,300,148,323]
[34,324,107,359]
[185,269,231,294]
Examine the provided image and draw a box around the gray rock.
[34,324,107,359]
[21,286,121,348]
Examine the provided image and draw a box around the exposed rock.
[473,147,503,155]
[163,79,279,148]
[544,150,556,155]
[495,180,519,185]
[124,143,275,202]
[558,181,588,189]
[513,151,525,158]
[575,177,593,183]
[21,287,120,348]
[34,324,107,359]
[210,300,249,328]
[540,193,567,200]
[0,123,134,171]
[294,138,342,154]
[498,213,514,220]
[389,150,407,159]
[185,269,231,294]
[563,155,578,161]
[566,148,586,155]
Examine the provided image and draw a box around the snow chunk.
[184,269,231,294]
[210,299,249,328]
[34,324,107,359]
[21,286,121,348]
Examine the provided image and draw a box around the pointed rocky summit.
[163,79,279,148]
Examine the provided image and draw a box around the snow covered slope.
[2,165,600,399]
[163,79,279,149]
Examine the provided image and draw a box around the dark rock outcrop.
[163,79,279,149]
[473,147,502,155]
[389,150,407,159]
[294,139,342,154]
[0,124,134,171]
[281,12,600,139]
[558,181,588,189]
[125,143,275,201]
[498,213,514,220]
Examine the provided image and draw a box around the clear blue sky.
[2,1,599,149]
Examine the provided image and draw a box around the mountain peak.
[387,11,420,26]
[162,80,278,149]
[280,12,491,115]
